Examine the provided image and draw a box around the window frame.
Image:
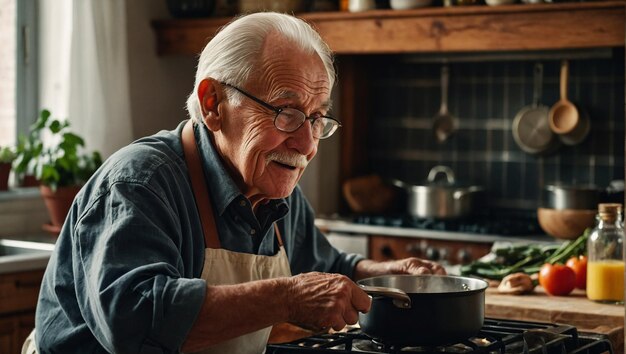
[15,0,38,139]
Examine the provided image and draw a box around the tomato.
[565,255,588,290]
[538,263,576,296]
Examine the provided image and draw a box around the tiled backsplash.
[366,51,625,209]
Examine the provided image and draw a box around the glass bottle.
[586,203,624,304]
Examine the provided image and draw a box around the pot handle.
[453,186,484,200]
[427,165,455,185]
[359,285,412,309]
[390,178,409,189]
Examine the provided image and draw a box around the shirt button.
[234,216,241,222]
[249,229,256,235]
[239,200,246,207]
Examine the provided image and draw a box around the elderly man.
[33,12,444,354]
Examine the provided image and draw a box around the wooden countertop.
[485,286,624,352]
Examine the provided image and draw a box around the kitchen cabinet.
[0,270,44,353]
[0,313,34,354]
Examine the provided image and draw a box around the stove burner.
[266,318,614,354]
[352,209,543,236]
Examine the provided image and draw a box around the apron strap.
[182,120,221,249]
[274,224,284,248]
[181,120,285,250]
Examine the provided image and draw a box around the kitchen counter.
[0,236,55,274]
[315,217,556,244]
[485,286,624,352]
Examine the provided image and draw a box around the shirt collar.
[191,121,288,217]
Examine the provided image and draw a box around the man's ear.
[197,78,223,131]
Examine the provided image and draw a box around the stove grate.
[266,318,613,354]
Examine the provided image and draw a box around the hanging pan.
[512,63,559,155]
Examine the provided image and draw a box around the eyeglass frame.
[219,82,342,139]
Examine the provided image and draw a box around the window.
[0,0,17,146]
[0,0,38,147]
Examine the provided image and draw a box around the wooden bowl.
[343,175,397,214]
[537,207,596,240]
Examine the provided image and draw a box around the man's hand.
[353,258,446,281]
[286,272,371,331]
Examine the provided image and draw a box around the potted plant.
[0,146,16,191]
[25,109,103,232]
[13,116,44,187]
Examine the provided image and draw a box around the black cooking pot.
[358,275,488,346]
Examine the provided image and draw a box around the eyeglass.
[220,82,342,139]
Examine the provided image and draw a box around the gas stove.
[266,318,613,354]
[352,209,543,236]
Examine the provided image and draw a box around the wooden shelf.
[152,1,625,56]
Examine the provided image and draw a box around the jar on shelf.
[586,203,624,304]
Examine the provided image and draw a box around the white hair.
[185,12,336,123]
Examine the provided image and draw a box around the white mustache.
[266,151,308,168]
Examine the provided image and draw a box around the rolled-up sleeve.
[73,181,206,353]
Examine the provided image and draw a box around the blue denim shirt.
[35,121,364,353]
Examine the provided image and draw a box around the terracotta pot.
[21,175,40,187]
[0,163,10,191]
[40,185,82,229]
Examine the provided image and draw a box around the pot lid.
[544,183,600,192]
[421,165,480,189]
[390,165,483,190]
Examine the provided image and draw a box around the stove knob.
[457,248,472,264]
[405,243,422,256]
[439,247,450,263]
[425,247,440,261]
[380,245,394,258]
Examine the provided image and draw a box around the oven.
[266,317,614,353]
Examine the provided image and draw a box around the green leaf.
[13,108,102,189]
[49,120,63,134]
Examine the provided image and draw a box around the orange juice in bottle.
[586,260,624,302]
[587,203,624,304]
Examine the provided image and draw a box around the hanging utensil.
[512,62,559,154]
[432,65,456,144]
[548,60,590,145]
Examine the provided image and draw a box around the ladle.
[548,60,589,145]
[433,65,456,143]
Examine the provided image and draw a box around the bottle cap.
[598,203,622,223]
[598,203,622,214]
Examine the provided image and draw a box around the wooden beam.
[152,2,626,56]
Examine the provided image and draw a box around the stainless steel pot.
[542,184,600,210]
[358,275,489,346]
[392,165,484,219]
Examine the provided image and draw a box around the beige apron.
[21,330,37,354]
[182,120,291,354]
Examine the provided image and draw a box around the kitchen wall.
[365,53,625,209]
[94,3,626,214]
[125,1,197,138]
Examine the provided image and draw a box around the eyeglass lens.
[275,109,334,138]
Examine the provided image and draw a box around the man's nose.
[286,121,318,156]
